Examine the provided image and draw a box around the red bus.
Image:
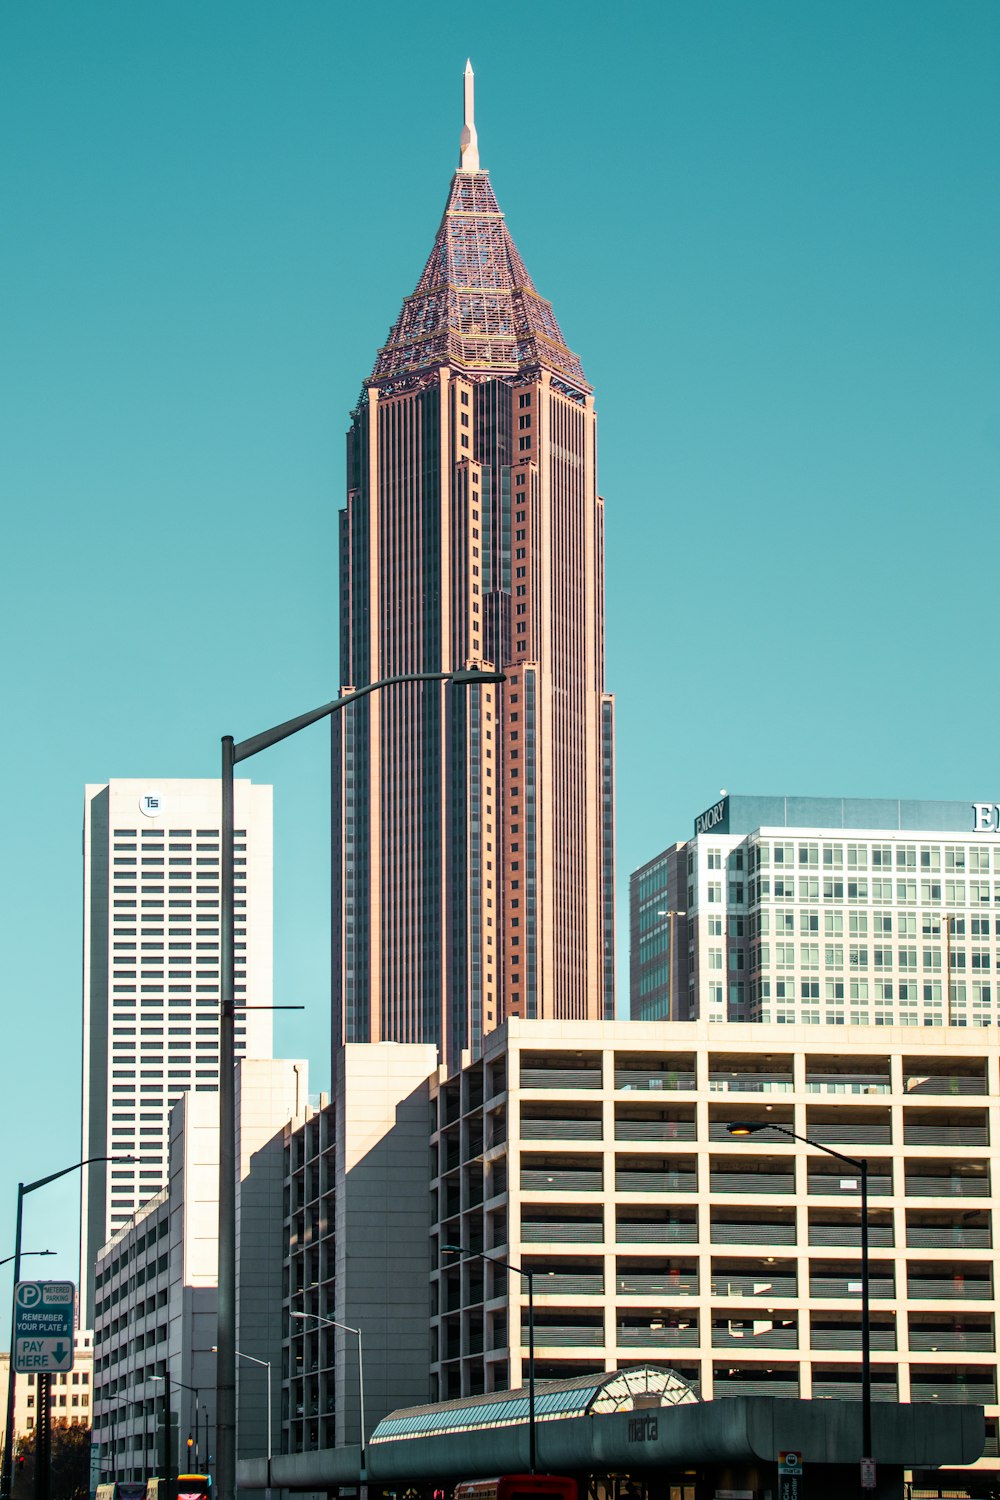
[176,1475,211,1500]
[454,1477,577,1500]
[144,1476,211,1500]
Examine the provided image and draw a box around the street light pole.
[215,668,503,1500]
[230,1353,271,1500]
[291,1313,365,1476]
[656,909,687,1021]
[161,1370,172,1500]
[1,1157,133,1500]
[152,1377,201,1485]
[859,1156,870,1480]
[442,1246,536,1474]
[727,1121,872,1493]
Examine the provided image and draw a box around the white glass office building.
[631,795,1000,1030]
[80,777,273,1320]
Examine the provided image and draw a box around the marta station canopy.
[237,1366,984,1492]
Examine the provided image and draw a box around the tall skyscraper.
[333,64,615,1067]
[80,777,273,1320]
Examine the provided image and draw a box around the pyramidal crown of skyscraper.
[334,61,615,1069]
[370,61,589,393]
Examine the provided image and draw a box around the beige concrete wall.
[335,1043,439,1445]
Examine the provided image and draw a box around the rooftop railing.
[907,1276,993,1300]
[708,1075,794,1094]
[810,1275,895,1299]
[909,1380,997,1404]
[712,1325,798,1349]
[805,1121,892,1145]
[903,1124,989,1147]
[617,1118,697,1142]
[711,1274,797,1298]
[905,1224,991,1250]
[615,1070,696,1092]
[812,1380,899,1402]
[810,1327,897,1351]
[905,1174,990,1197]
[617,1220,699,1244]
[521,1221,603,1243]
[713,1378,799,1399]
[908,1328,995,1352]
[535,1273,605,1296]
[618,1325,700,1347]
[527,1325,605,1347]
[616,1170,698,1194]
[808,1174,893,1197]
[805,1076,890,1095]
[904,1075,987,1096]
[809,1223,894,1248]
[711,1171,795,1195]
[521,1168,603,1193]
[617,1272,699,1297]
[521,1118,602,1141]
[711,1221,797,1246]
[521,1067,602,1090]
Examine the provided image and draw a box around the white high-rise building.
[632,794,1000,1029]
[80,778,273,1321]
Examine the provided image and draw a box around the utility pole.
[33,1376,50,1500]
[161,1371,173,1500]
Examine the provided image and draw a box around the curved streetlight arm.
[216,668,504,1500]
[290,1313,364,1476]
[233,1351,268,1371]
[727,1120,865,1173]
[290,1312,360,1336]
[23,1154,135,1199]
[152,1374,198,1396]
[0,1251,55,1270]
[2,1155,135,1500]
[233,669,505,765]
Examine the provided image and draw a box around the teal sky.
[1,2,997,1283]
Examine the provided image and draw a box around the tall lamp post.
[149,1371,174,1500]
[152,1376,203,1477]
[442,1245,536,1475]
[215,668,503,1500]
[727,1120,873,1493]
[291,1313,365,1476]
[1,1156,134,1500]
[233,1353,271,1500]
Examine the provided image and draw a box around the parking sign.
[13,1281,76,1374]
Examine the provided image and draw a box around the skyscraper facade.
[631,793,1000,1029]
[80,777,273,1321]
[333,65,615,1066]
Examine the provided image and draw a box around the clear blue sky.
[1,1,997,1289]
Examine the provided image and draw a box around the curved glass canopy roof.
[370,1366,697,1444]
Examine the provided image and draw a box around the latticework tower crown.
[369,68,588,392]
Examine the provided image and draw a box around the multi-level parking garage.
[428,1020,1000,1487]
